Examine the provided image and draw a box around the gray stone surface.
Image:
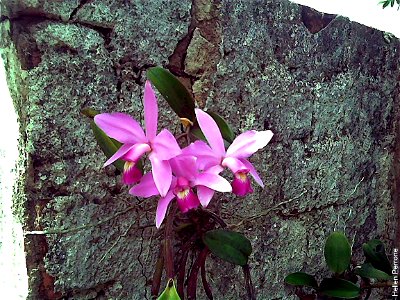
[1,0,399,299]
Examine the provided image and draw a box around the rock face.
[1,0,399,299]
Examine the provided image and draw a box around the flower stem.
[243,264,256,300]
[151,242,164,297]
[201,258,213,300]
[187,248,209,300]
[164,204,178,279]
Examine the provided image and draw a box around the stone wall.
[1,0,399,299]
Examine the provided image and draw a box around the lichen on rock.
[1,0,399,299]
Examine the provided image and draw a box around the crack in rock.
[69,0,93,21]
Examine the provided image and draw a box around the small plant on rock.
[285,231,394,299]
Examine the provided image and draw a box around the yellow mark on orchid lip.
[124,161,135,171]
[179,117,193,128]
[176,188,190,200]
[236,172,248,182]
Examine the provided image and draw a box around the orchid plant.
[84,67,273,300]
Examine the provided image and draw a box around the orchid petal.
[122,162,142,185]
[144,81,158,140]
[103,143,134,166]
[170,155,197,181]
[221,156,248,173]
[175,188,200,213]
[240,158,264,188]
[122,143,151,162]
[155,191,175,228]
[232,171,253,197]
[226,130,273,158]
[197,186,215,207]
[194,173,232,193]
[150,154,172,197]
[94,113,146,143]
[204,165,224,175]
[151,129,182,160]
[182,140,216,157]
[129,172,160,197]
[195,109,226,156]
[182,140,221,170]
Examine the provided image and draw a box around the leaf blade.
[362,239,392,275]
[203,229,252,266]
[354,263,392,280]
[90,121,125,172]
[319,278,360,299]
[147,67,195,122]
[284,272,318,289]
[324,232,351,274]
[157,279,181,300]
[208,111,235,144]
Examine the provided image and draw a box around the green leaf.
[190,126,207,142]
[157,279,181,300]
[83,108,144,173]
[81,107,99,118]
[362,239,392,275]
[147,67,195,122]
[203,229,252,266]
[90,121,125,172]
[207,111,235,144]
[354,263,392,280]
[319,278,360,299]
[379,0,390,8]
[284,272,318,289]
[324,232,351,274]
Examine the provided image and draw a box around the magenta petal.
[240,158,264,188]
[103,143,134,166]
[151,129,181,160]
[129,172,160,197]
[122,162,142,185]
[221,156,247,173]
[155,191,175,228]
[182,141,221,170]
[226,130,256,156]
[94,113,146,144]
[150,155,172,197]
[144,81,158,140]
[182,140,216,157]
[122,143,151,162]
[170,155,197,181]
[175,188,200,213]
[205,165,224,175]
[195,109,226,157]
[197,186,215,207]
[194,173,232,193]
[232,171,253,197]
[226,130,273,158]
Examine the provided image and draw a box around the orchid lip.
[175,186,200,213]
[122,161,142,185]
[232,170,253,197]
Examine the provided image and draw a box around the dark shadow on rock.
[301,6,336,34]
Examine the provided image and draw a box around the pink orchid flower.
[184,109,273,196]
[130,155,231,228]
[94,81,181,197]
